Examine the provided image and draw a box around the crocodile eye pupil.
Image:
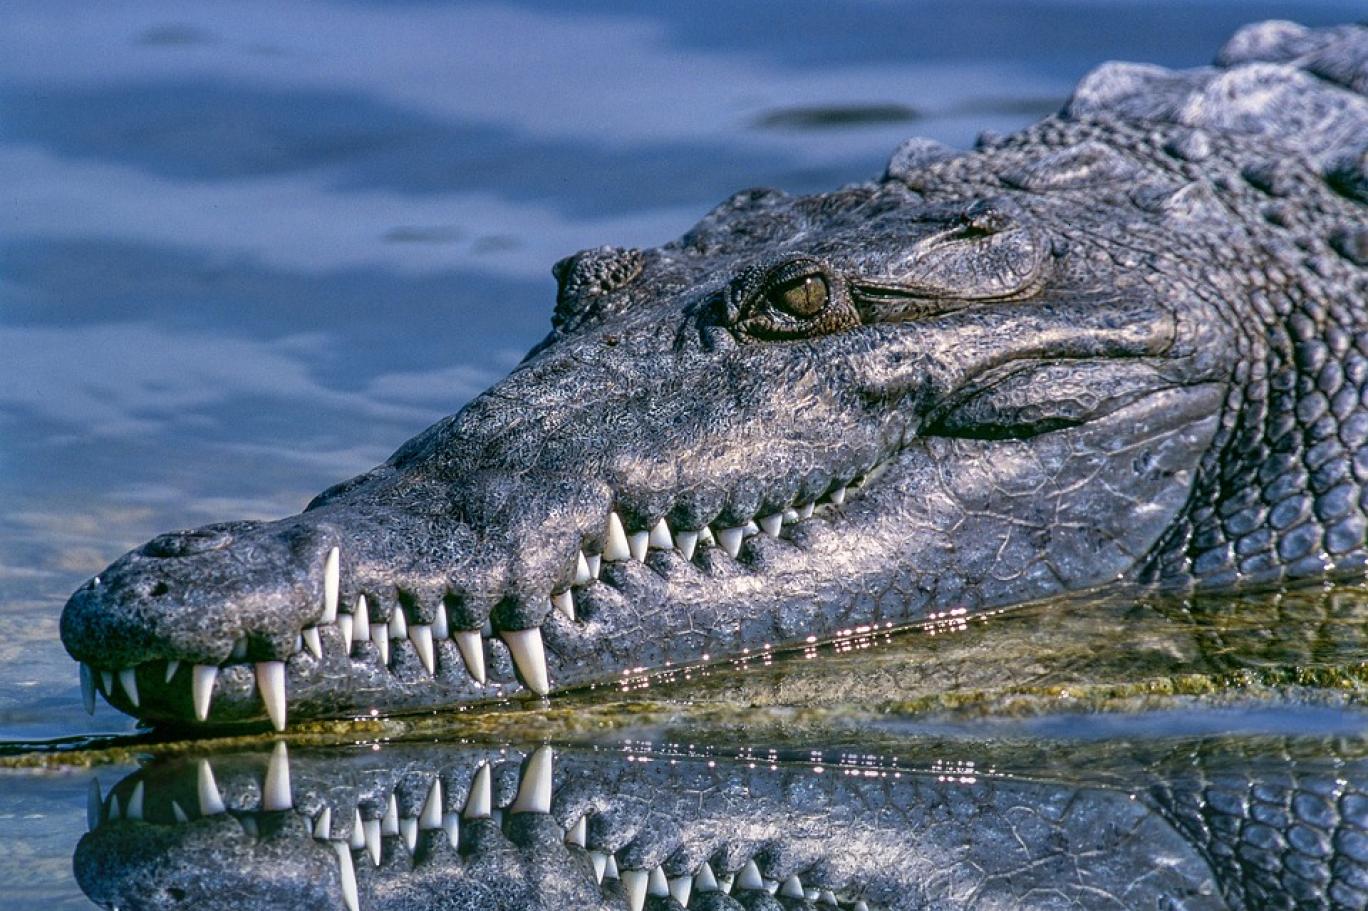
[771,274,829,316]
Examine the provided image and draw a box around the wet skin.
[61,21,1368,728]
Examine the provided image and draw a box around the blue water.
[2,2,1364,906]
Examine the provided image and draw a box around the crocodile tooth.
[463,763,491,819]
[382,794,399,836]
[818,890,837,906]
[294,634,303,655]
[453,630,486,684]
[603,854,620,880]
[370,621,389,665]
[669,876,692,907]
[829,487,846,505]
[388,607,407,639]
[409,624,435,674]
[197,759,226,816]
[694,862,719,892]
[302,627,322,660]
[574,551,592,585]
[164,659,181,683]
[263,741,292,810]
[649,867,669,896]
[99,669,113,695]
[759,513,783,537]
[432,602,449,640]
[239,816,259,838]
[586,553,601,579]
[551,589,575,621]
[675,530,699,561]
[502,627,550,695]
[853,903,870,911]
[627,530,649,562]
[349,810,366,850]
[782,508,799,524]
[799,502,815,519]
[589,851,607,883]
[780,875,804,898]
[717,526,746,558]
[331,840,359,911]
[86,779,102,830]
[338,614,354,653]
[353,595,370,642]
[419,779,442,830]
[230,637,249,661]
[736,860,764,891]
[719,873,734,893]
[313,806,332,839]
[363,816,381,865]
[623,870,649,911]
[191,664,218,722]
[321,546,339,623]
[566,815,586,847]
[512,747,553,814]
[171,800,189,824]
[80,663,96,715]
[118,667,139,708]
[106,793,121,821]
[743,520,760,537]
[442,811,460,847]
[648,518,673,549]
[604,512,631,561]
[255,661,287,731]
[400,817,418,852]
[699,526,715,546]
[126,781,144,820]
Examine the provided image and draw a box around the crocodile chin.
[61,20,1368,729]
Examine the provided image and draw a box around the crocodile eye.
[768,273,829,316]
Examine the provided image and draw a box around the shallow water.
[3,1,1367,907]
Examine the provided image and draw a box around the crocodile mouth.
[80,744,883,911]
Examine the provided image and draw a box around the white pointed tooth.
[118,667,140,708]
[502,627,550,695]
[126,781,144,821]
[349,810,366,850]
[388,608,407,639]
[164,659,181,684]
[589,851,607,883]
[603,512,631,561]
[798,502,815,520]
[719,873,734,893]
[566,815,586,847]
[442,812,460,848]
[86,778,102,831]
[586,553,601,579]
[648,866,669,896]
[780,875,804,898]
[352,595,370,642]
[574,551,592,586]
[743,520,760,537]
[255,661,287,732]
[263,741,292,811]
[331,840,359,911]
[432,602,449,640]
[829,487,846,505]
[313,806,333,839]
[491,808,504,826]
[648,518,673,550]
[295,634,304,655]
[80,663,96,715]
[694,862,719,892]
[107,793,121,821]
[410,624,435,674]
[818,889,838,906]
[669,875,693,907]
[419,779,443,830]
[627,530,649,562]
[382,794,399,836]
[171,800,189,824]
[736,860,764,891]
[322,546,340,624]
[675,530,698,561]
[551,589,575,621]
[758,513,783,537]
[622,870,649,911]
[230,637,249,661]
[512,747,553,814]
[782,508,799,524]
[370,622,389,665]
[400,817,418,852]
[302,627,322,660]
[853,903,870,911]
[453,630,486,684]
[717,526,745,558]
[363,817,381,866]
[463,763,492,819]
[699,526,715,546]
[99,669,113,696]
[197,759,226,816]
[337,616,353,657]
[603,854,620,880]
[192,664,218,722]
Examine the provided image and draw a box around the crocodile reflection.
[75,737,1368,910]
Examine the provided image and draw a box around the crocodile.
[73,735,1368,910]
[60,20,1368,730]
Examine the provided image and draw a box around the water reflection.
[76,732,1367,910]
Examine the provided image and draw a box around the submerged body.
[62,21,1368,729]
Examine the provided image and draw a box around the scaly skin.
[61,21,1368,728]
[74,737,1368,910]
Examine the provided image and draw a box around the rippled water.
[3,1,1366,907]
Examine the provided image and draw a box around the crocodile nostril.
[143,528,234,558]
[150,582,169,597]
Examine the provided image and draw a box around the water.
[3,1,1365,907]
